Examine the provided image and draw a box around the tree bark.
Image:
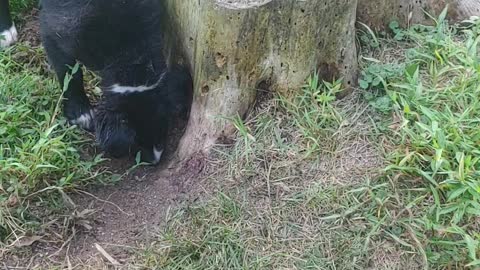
[357,0,480,30]
[163,0,358,158]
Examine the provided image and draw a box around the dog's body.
[38,0,191,164]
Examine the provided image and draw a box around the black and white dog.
[1,0,191,164]
[0,0,17,48]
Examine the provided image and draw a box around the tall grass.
[9,0,38,19]
[279,75,344,156]
[0,46,108,244]
[360,10,480,267]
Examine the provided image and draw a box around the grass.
[134,73,384,269]
[135,10,480,270]
[0,19,110,252]
[8,0,38,21]
[279,77,344,156]
[356,10,480,268]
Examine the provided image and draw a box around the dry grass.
[134,12,480,270]
[134,75,389,269]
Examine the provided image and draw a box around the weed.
[357,22,380,49]
[279,74,343,156]
[9,0,38,20]
[389,21,406,41]
[359,62,404,91]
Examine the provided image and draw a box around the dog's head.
[95,91,169,164]
[94,68,192,165]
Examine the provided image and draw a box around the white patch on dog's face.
[109,84,157,94]
[152,147,163,164]
[108,73,166,94]
[71,110,94,130]
[0,24,18,48]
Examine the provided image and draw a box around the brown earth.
[5,156,205,269]
[63,152,205,267]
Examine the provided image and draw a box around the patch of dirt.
[5,147,206,268]
[18,9,41,47]
[65,157,201,266]
[5,156,204,269]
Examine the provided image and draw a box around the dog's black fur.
[0,0,17,48]
[0,0,12,32]
[39,0,191,164]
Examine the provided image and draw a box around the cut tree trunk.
[357,0,480,30]
[163,0,358,158]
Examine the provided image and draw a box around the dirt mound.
[66,156,203,266]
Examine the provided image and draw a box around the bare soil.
[64,153,205,267]
[6,157,205,269]
[18,9,41,47]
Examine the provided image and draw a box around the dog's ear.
[95,102,136,158]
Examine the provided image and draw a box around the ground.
[2,5,480,270]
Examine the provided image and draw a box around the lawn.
[1,4,480,270]
[135,11,480,269]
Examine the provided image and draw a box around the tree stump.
[163,0,358,158]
